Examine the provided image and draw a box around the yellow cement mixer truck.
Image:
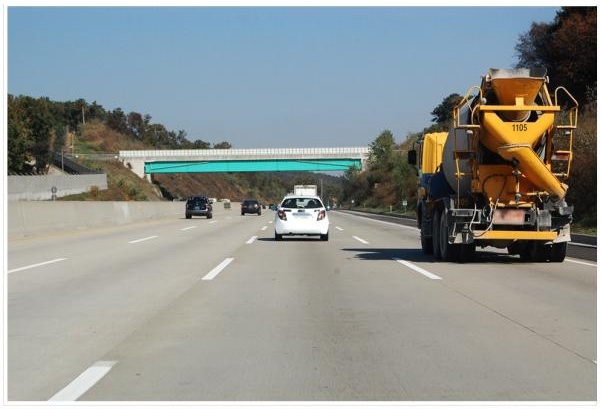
[408,68,578,262]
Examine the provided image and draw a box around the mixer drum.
[441,102,473,197]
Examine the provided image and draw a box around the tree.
[106,108,128,135]
[127,111,145,139]
[21,96,55,172]
[368,129,395,172]
[192,139,211,149]
[430,93,462,128]
[515,6,596,105]
[7,95,31,173]
[213,141,232,149]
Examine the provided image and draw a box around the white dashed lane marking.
[49,361,117,401]
[202,258,235,281]
[393,258,442,280]
[8,258,68,274]
[353,236,369,244]
[128,236,158,244]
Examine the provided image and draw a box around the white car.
[274,195,330,241]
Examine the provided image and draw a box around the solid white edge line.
[246,236,258,244]
[49,361,117,401]
[569,242,596,249]
[393,258,442,280]
[180,226,198,231]
[8,258,67,274]
[337,211,419,230]
[352,236,369,244]
[565,258,597,267]
[128,235,158,244]
[202,258,234,281]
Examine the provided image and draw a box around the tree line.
[7,95,231,174]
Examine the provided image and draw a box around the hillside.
[62,121,343,204]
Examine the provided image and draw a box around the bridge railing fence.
[119,147,369,160]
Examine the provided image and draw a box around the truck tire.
[432,210,442,260]
[458,243,476,263]
[549,242,567,262]
[421,232,434,254]
[521,241,550,262]
[439,210,459,262]
[419,203,433,254]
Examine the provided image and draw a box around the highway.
[7,206,597,402]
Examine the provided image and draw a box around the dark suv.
[185,196,213,219]
[241,199,261,216]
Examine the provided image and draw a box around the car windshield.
[281,198,323,209]
[189,197,207,204]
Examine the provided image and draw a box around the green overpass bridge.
[119,147,369,179]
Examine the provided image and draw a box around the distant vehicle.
[274,195,329,241]
[185,196,213,219]
[241,199,261,216]
[268,203,277,211]
[208,197,217,204]
[293,185,318,196]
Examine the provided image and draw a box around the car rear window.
[281,198,323,209]
[189,197,208,204]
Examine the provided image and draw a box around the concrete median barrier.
[7,201,234,239]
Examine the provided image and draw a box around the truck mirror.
[408,149,417,166]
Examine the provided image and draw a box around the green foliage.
[6,94,234,174]
[515,6,596,105]
[343,130,417,209]
[566,104,597,225]
[430,93,462,128]
[368,130,395,172]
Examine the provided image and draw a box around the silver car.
[274,195,329,241]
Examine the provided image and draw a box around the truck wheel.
[432,210,442,260]
[421,232,433,254]
[549,242,567,262]
[523,241,550,262]
[519,242,532,261]
[419,203,433,254]
[458,243,476,263]
[439,210,459,262]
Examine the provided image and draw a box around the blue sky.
[7,6,560,149]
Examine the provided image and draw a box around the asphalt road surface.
[7,208,597,402]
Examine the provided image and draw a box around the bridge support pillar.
[122,159,146,179]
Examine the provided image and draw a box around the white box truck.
[293,185,318,196]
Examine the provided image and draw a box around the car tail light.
[317,210,326,221]
[277,210,287,221]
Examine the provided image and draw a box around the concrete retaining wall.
[8,201,184,238]
[8,174,108,201]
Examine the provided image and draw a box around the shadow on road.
[343,247,526,264]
